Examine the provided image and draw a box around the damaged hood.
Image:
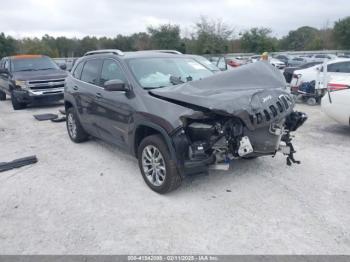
[150,61,293,129]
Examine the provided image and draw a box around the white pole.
[322,59,328,90]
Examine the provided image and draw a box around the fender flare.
[132,120,177,161]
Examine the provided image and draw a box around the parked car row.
[206,52,350,127]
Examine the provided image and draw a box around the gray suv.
[64,49,307,194]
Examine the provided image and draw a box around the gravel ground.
[0,99,349,254]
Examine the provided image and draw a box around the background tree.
[240,27,277,53]
[279,26,320,51]
[333,16,350,49]
[0,33,16,57]
[191,16,234,54]
[17,37,59,57]
[130,32,152,50]
[147,24,181,50]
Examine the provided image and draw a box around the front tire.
[11,92,26,110]
[66,107,89,143]
[137,135,182,194]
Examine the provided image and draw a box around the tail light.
[327,83,350,92]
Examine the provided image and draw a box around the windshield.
[128,57,214,89]
[12,57,59,72]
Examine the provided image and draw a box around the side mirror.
[59,63,67,70]
[104,79,127,92]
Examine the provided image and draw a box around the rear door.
[92,58,133,147]
[76,58,103,136]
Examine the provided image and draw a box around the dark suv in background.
[0,55,67,110]
[64,49,306,194]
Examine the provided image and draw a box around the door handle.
[96,92,102,99]
[73,85,79,91]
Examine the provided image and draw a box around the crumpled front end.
[150,62,308,174]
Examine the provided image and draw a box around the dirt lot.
[0,99,349,254]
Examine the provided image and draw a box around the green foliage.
[191,16,234,54]
[240,27,277,53]
[147,24,181,50]
[334,16,350,49]
[17,37,59,57]
[0,33,16,57]
[279,26,320,51]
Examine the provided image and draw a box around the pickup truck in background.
[0,54,68,110]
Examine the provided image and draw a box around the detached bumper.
[13,88,64,103]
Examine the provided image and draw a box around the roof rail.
[138,50,182,55]
[154,50,182,54]
[84,49,124,56]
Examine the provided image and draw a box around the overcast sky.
[0,0,348,39]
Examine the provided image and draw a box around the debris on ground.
[33,114,58,121]
[51,116,66,123]
[0,155,38,172]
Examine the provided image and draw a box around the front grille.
[250,94,293,126]
[28,79,65,90]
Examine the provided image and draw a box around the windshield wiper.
[144,86,165,90]
[39,68,56,70]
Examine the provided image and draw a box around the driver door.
[92,59,133,148]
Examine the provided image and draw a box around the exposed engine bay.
[178,110,307,171]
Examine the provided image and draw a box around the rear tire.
[0,91,6,101]
[11,92,27,110]
[137,134,182,194]
[66,107,89,143]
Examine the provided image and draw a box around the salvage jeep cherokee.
[0,55,67,110]
[64,49,307,194]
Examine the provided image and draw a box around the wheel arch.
[133,122,177,161]
[65,100,74,110]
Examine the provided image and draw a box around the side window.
[328,62,350,73]
[328,63,338,72]
[73,61,84,79]
[100,59,126,86]
[81,59,102,85]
